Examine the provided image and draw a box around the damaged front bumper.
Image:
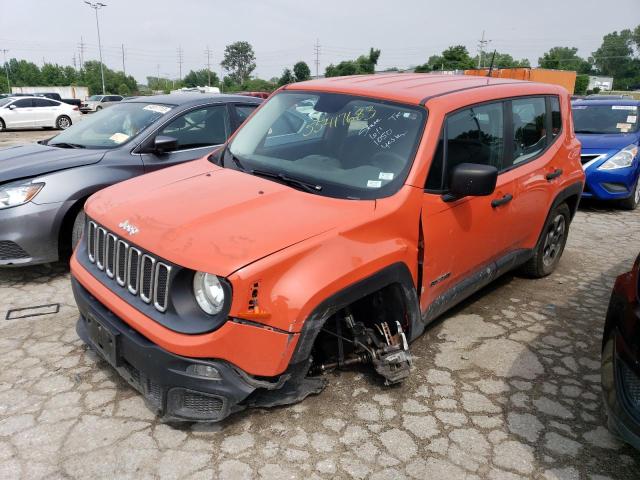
[72,277,325,422]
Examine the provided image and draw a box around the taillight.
[73,106,79,111]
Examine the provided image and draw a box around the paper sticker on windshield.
[379,172,394,180]
[367,180,382,188]
[143,104,172,115]
[612,105,637,111]
[109,132,130,144]
[627,115,637,123]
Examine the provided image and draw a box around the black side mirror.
[152,136,178,155]
[444,163,498,201]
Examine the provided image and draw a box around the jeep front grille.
[86,221,172,313]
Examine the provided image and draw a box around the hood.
[86,161,375,276]
[0,143,106,183]
[577,132,640,153]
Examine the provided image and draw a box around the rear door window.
[510,97,547,165]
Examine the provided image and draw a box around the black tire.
[520,203,571,278]
[619,177,640,210]
[71,210,86,250]
[56,115,72,130]
[0,118,5,131]
[96,106,102,111]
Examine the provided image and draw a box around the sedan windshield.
[227,92,426,199]
[0,98,11,107]
[572,104,639,134]
[50,102,173,149]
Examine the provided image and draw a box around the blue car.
[572,99,640,209]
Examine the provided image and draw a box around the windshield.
[50,102,174,149]
[572,104,639,134]
[227,92,426,199]
[88,95,103,101]
[0,98,12,107]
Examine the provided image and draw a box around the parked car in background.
[602,252,640,451]
[572,99,640,209]
[0,93,262,266]
[0,96,81,131]
[35,92,83,109]
[80,94,124,113]
[70,74,583,422]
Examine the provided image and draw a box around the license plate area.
[85,314,119,367]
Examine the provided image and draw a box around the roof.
[285,74,535,105]
[123,93,263,106]
[572,98,640,106]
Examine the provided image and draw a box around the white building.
[588,76,614,92]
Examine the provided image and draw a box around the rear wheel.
[56,115,72,130]
[520,203,571,278]
[619,177,640,210]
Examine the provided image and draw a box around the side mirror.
[8,104,17,110]
[152,135,178,155]
[445,163,498,201]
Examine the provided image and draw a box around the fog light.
[186,364,222,380]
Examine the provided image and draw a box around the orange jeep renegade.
[71,74,584,422]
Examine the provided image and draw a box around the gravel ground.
[0,130,639,479]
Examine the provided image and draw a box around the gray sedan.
[0,93,261,266]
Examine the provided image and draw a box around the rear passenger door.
[140,104,231,172]
[420,100,520,314]
[505,96,562,248]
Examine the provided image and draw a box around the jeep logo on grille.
[118,220,139,236]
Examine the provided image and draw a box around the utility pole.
[84,1,107,94]
[78,36,86,70]
[121,44,126,75]
[177,46,184,81]
[72,53,77,71]
[1,49,10,92]
[157,64,160,90]
[477,31,491,69]
[314,39,321,78]
[205,46,212,86]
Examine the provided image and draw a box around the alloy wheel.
[542,214,566,267]
[58,117,71,129]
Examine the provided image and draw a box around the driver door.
[140,105,231,172]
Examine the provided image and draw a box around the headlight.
[193,272,226,315]
[598,144,638,170]
[0,180,44,209]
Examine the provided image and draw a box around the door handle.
[491,193,513,208]
[546,168,563,181]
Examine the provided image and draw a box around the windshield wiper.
[49,142,86,149]
[250,169,323,193]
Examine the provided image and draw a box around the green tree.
[293,61,311,82]
[574,74,589,95]
[415,45,476,72]
[474,52,530,68]
[183,69,219,88]
[538,47,591,73]
[221,41,256,84]
[278,68,294,86]
[592,29,640,90]
[325,48,381,77]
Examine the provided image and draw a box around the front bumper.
[72,277,258,422]
[602,279,640,451]
[0,200,70,266]
[583,165,639,200]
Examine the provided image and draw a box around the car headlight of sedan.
[598,144,638,170]
[193,272,227,315]
[0,180,45,209]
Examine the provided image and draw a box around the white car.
[80,94,124,113]
[0,96,82,131]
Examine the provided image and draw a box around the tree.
[325,48,381,77]
[474,52,530,69]
[538,47,591,73]
[414,45,476,72]
[221,41,256,84]
[183,69,219,88]
[278,68,294,86]
[592,28,640,90]
[293,61,311,82]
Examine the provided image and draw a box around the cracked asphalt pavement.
[1,132,640,479]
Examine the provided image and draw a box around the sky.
[0,0,638,84]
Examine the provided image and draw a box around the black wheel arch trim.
[289,262,421,365]
[533,181,583,250]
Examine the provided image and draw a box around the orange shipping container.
[464,68,577,94]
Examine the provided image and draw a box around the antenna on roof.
[486,50,497,77]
